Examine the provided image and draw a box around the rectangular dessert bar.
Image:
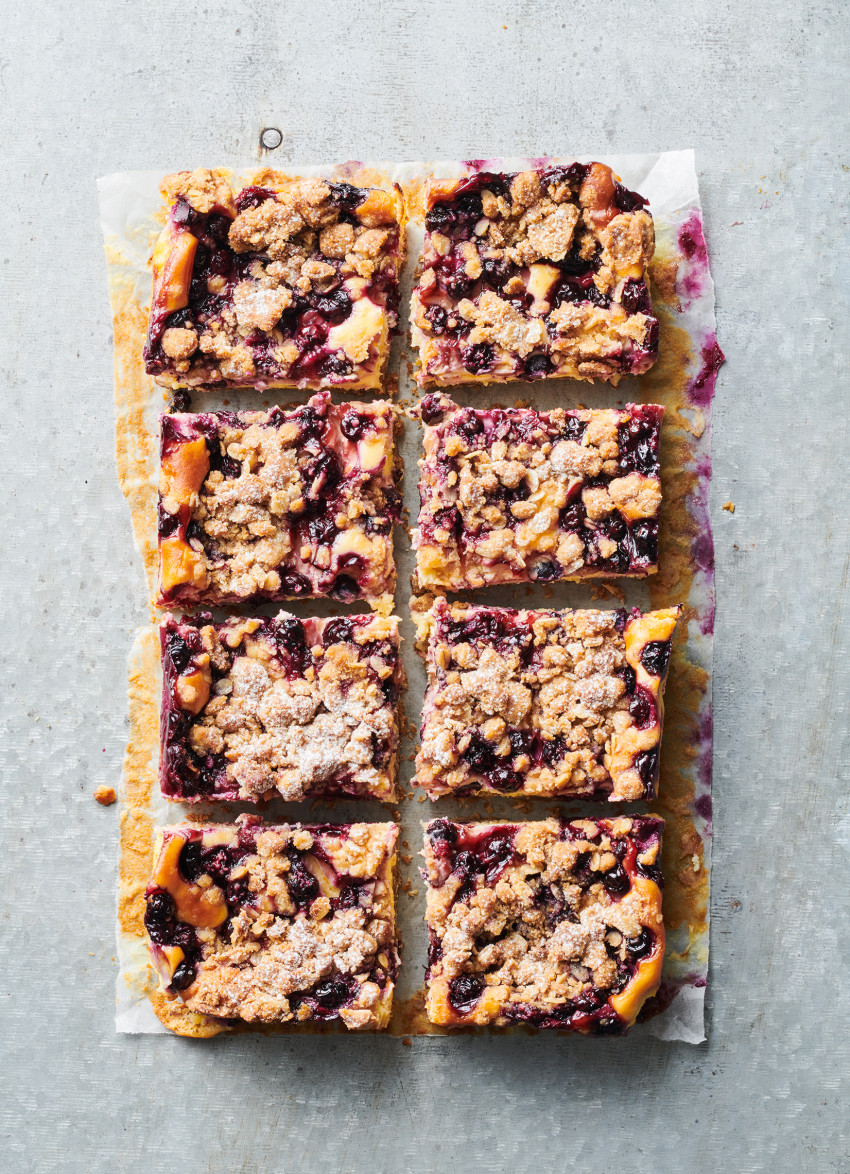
[160,611,403,803]
[144,168,405,391]
[416,599,680,802]
[145,817,399,1035]
[157,392,399,610]
[410,162,657,387]
[422,816,664,1033]
[413,396,663,592]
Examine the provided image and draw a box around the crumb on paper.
[94,785,116,806]
[402,1037,412,1046]
[722,501,735,513]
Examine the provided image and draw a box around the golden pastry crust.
[160,612,404,803]
[416,599,680,801]
[422,817,664,1033]
[146,818,399,1035]
[145,171,406,392]
[410,163,656,387]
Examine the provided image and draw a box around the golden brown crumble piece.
[411,162,657,387]
[415,599,680,802]
[145,818,398,1034]
[423,817,664,1033]
[145,172,405,392]
[160,612,404,803]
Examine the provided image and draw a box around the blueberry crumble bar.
[416,599,680,802]
[160,612,404,803]
[144,168,405,391]
[145,817,399,1033]
[157,392,400,610]
[423,816,664,1033]
[413,396,663,592]
[411,163,657,386]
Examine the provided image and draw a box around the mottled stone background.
[1,1,848,1171]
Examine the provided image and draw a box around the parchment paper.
[98,150,719,1043]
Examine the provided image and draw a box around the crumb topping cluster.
[414,396,662,592]
[157,393,400,609]
[145,168,404,390]
[416,600,678,802]
[411,163,657,386]
[145,819,398,1030]
[423,816,664,1032]
[161,613,403,803]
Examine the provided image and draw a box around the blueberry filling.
[448,974,485,1013]
[273,615,310,674]
[424,304,448,334]
[419,395,450,425]
[461,342,495,374]
[617,414,660,475]
[285,851,319,905]
[178,840,203,882]
[621,278,652,315]
[427,818,459,847]
[626,928,654,959]
[322,617,356,646]
[144,890,177,944]
[613,180,648,213]
[640,639,672,677]
[339,410,369,440]
[318,353,353,379]
[629,686,656,730]
[330,574,361,601]
[635,748,659,791]
[523,352,552,379]
[293,977,357,1015]
[530,559,560,582]
[278,571,312,597]
[234,185,278,213]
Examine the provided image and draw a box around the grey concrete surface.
[1,1,848,1171]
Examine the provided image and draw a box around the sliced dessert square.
[145,817,399,1034]
[144,168,405,391]
[416,599,680,802]
[160,611,404,803]
[413,396,663,592]
[410,163,657,386]
[422,816,664,1033]
[157,392,399,609]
